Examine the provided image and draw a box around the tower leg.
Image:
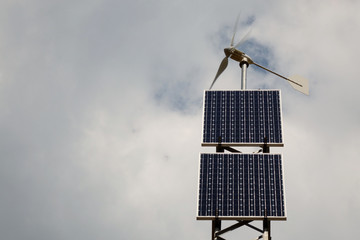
[263,219,271,240]
[211,218,221,240]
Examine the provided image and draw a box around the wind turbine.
[209,20,309,95]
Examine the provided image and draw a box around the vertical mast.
[240,60,249,90]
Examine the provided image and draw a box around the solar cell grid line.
[197,153,286,220]
[202,90,283,147]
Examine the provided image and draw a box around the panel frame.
[201,90,284,147]
[196,153,287,221]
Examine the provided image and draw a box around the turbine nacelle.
[224,47,248,62]
[209,20,309,95]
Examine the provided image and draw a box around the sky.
[0,0,359,239]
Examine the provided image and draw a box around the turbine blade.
[230,14,240,47]
[209,56,229,89]
[289,75,309,95]
[252,62,309,95]
[233,28,252,49]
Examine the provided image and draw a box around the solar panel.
[202,90,283,147]
[197,153,286,220]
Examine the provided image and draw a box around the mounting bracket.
[216,137,242,153]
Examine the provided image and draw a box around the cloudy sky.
[1,0,359,239]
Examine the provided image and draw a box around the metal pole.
[263,220,271,240]
[211,218,221,240]
[263,209,271,240]
[240,61,249,90]
[211,210,221,240]
[262,137,270,153]
[211,146,222,240]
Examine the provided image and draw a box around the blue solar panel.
[202,90,283,146]
[197,153,286,220]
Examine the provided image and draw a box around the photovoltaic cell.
[197,153,286,220]
[202,90,283,146]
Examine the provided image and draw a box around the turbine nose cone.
[224,48,232,57]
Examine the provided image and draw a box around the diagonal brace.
[215,220,252,237]
[245,222,263,233]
